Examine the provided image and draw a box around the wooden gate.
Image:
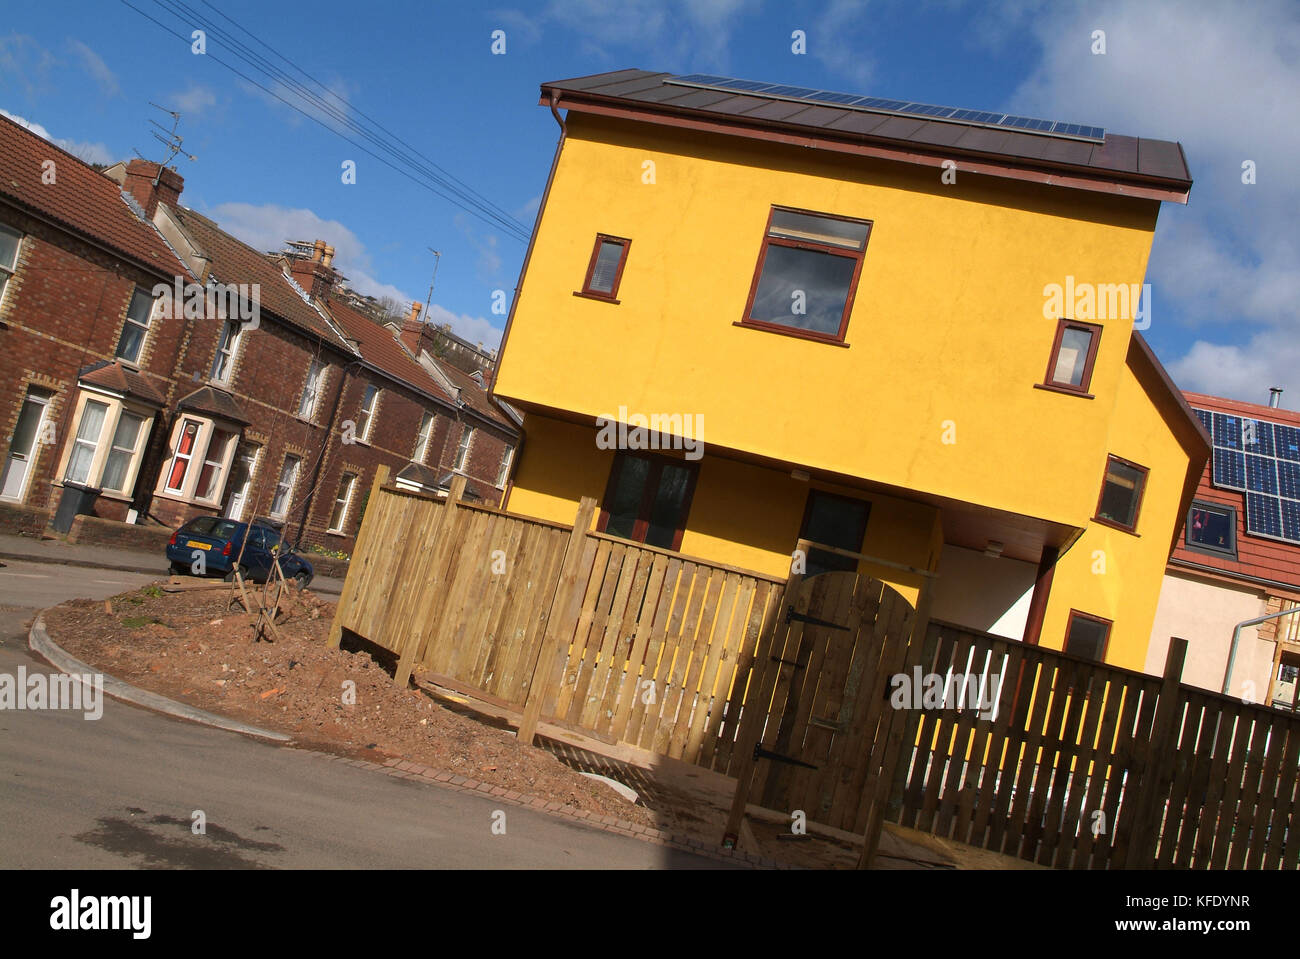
[724,561,928,853]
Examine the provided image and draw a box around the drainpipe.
[1222,604,1300,696]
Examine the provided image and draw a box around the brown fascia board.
[1126,332,1212,557]
[542,89,1192,205]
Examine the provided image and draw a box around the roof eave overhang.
[542,92,1192,205]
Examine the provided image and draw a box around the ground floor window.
[597,452,698,551]
[1064,610,1111,662]
[799,489,871,576]
[328,473,357,533]
[57,389,155,496]
[157,416,239,506]
[269,455,301,521]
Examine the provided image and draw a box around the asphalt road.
[0,559,727,869]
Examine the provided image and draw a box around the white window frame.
[496,445,514,488]
[210,319,243,384]
[0,222,22,312]
[356,384,380,442]
[327,472,358,533]
[155,416,240,505]
[115,287,157,366]
[298,358,326,420]
[453,426,474,471]
[55,388,155,497]
[269,454,302,521]
[415,412,435,463]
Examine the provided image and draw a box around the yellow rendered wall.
[1039,361,1194,668]
[507,412,938,603]
[496,113,1162,531]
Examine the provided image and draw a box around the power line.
[118,0,531,243]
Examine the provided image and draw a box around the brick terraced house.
[0,112,517,554]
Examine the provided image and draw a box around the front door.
[0,389,51,501]
[224,443,258,521]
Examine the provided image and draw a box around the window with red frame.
[576,234,631,301]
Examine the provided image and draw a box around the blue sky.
[2,1,1297,405]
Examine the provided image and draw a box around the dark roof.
[541,70,1192,203]
[176,385,251,425]
[166,206,355,353]
[0,113,185,274]
[395,461,440,489]
[324,298,456,405]
[78,360,166,405]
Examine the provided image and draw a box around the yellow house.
[492,70,1208,670]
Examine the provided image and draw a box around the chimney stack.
[408,302,421,326]
[122,159,184,218]
[1270,387,1284,408]
[289,237,337,299]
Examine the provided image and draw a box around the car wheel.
[223,564,249,583]
[170,561,189,576]
[293,571,311,590]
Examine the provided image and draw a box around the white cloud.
[169,83,218,117]
[0,34,58,99]
[0,108,115,164]
[425,302,504,351]
[68,39,119,98]
[996,0,1300,400]
[812,0,876,88]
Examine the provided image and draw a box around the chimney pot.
[408,302,421,325]
[312,240,326,262]
[1270,387,1284,408]
[322,244,335,268]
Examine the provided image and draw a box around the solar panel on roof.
[663,74,1106,142]
[1196,405,1300,546]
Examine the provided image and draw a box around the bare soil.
[43,581,654,828]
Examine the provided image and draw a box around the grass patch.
[120,615,162,629]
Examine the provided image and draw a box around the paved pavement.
[0,532,343,596]
[0,558,726,869]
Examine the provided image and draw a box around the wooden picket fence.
[882,620,1300,869]
[328,467,785,774]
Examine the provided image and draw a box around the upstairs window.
[1186,501,1236,558]
[116,288,156,365]
[210,319,243,384]
[415,412,435,463]
[453,426,474,471]
[1041,319,1102,396]
[355,384,380,442]
[0,222,21,307]
[1065,610,1111,662]
[739,207,872,344]
[576,234,630,302]
[298,358,326,420]
[1095,454,1148,533]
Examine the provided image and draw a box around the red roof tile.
[324,298,454,405]
[0,113,183,275]
[166,206,355,353]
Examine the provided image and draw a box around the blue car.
[166,516,314,588]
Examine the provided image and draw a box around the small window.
[1065,611,1112,662]
[355,385,379,441]
[1042,319,1102,395]
[298,359,326,419]
[1186,501,1236,558]
[164,419,202,493]
[0,222,22,307]
[576,234,630,302]
[115,288,156,365]
[415,412,435,463]
[496,445,514,488]
[799,490,871,576]
[270,455,301,520]
[598,452,698,551]
[739,207,872,344]
[453,426,473,471]
[1095,455,1148,533]
[210,319,243,384]
[328,473,357,533]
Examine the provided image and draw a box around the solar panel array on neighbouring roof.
[666,74,1106,143]
[1196,407,1300,544]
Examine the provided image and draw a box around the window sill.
[732,320,850,348]
[325,529,349,538]
[573,290,621,305]
[1034,382,1095,400]
[1093,516,1140,536]
[295,416,318,426]
[1183,543,1237,561]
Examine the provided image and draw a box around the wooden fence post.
[1122,637,1187,868]
[516,496,597,746]
[327,464,390,648]
[393,474,466,687]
